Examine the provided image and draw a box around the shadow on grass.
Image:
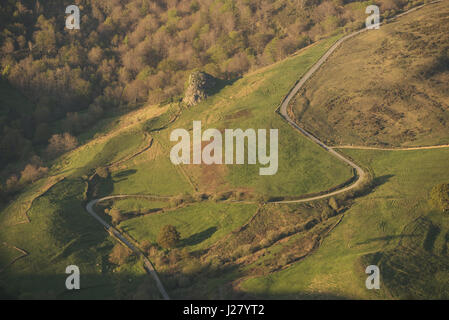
[208,77,241,96]
[94,176,114,198]
[355,234,416,246]
[112,169,138,183]
[113,169,138,179]
[0,253,354,300]
[423,223,441,252]
[352,174,395,199]
[371,174,394,190]
[180,227,217,247]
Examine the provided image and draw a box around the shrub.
[182,259,202,275]
[255,194,271,203]
[155,255,169,267]
[179,192,194,203]
[169,197,183,207]
[213,191,233,202]
[180,248,191,260]
[321,205,336,221]
[169,193,193,207]
[157,225,181,248]
[141,240,151,251]
[194,193,209,202]
[109,244,132,265]
[259,238,271,248]
[430,183,449,212]
[235,191,247,201]
[20,164,48,183]
[232,244,252,260]
[46,133,78,158]
[142,241,159,257]
[168,249,181,266]
[110,208,123,224]
[328,197,339,211]
[95,167,109,179]
[5,175,19,193]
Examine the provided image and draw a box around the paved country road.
[275,28,370,203]
[86,196,170,300]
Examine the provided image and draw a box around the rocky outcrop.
[183,71,216,106]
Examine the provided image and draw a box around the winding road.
[274,0,444,203]
[86,196,170,300]
[274,26,371,203]
[84,0,445,300]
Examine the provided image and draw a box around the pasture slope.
[1,0,448,300]
[1,27,348,299]
[241,0,449,299]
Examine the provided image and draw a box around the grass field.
[290,1,449,147]
[92,34,355,201]
[107,140,195,196]
[151,34,354,197]
[50,129,146,178]
[120,202,257,252]
[0,179,114,298]
[241,147,449,299]
[109,198,169,213]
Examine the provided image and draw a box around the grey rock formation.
[183,71,216,106]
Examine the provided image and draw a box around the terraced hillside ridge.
[242,147,449,299]
[290,0,449,148]
[101,35,355,201]
[0,32,354,299]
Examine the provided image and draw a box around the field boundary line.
[0,242,29,273]
[154,136,199,192]
[333,144,449,151]
[8,176,65,226]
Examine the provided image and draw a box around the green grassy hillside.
[150,35,353,198]
[120,202,257,252]
[239,1,449,299]
[1,1,448,300]
[84,34,354,201]
[241,147,449,299]
[0,179,120,298]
